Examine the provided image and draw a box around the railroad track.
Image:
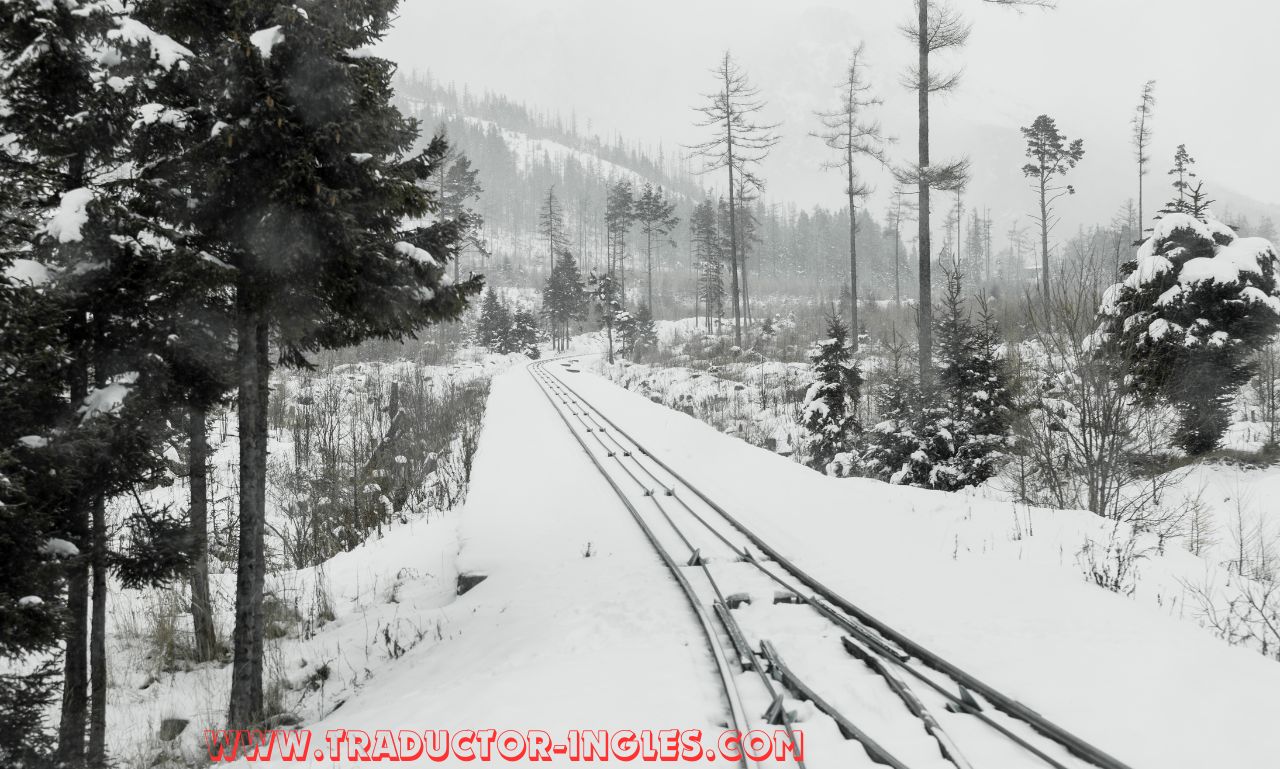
[528,357,1136,769]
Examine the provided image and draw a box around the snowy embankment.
[96,352,518,768]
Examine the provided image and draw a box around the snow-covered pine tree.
[1097,203,1280,455]
[616,303,658,360]
[860,335,926,484]
[590,271,622,363]
[933,274,1016,488]
[800,312,863,475]
[0,3,203,760]
[510,307,543,359]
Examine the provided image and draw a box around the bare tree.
[886,184,917,309]
[688,51,780,346]
[1131,80,1157,237]
[813,43,887,351]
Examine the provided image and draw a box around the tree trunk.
[189,405,217,662]
[227,293,266,730]
[646,230,653,311]
[250,318,269,711]
[57,355,90,768]
[58,555,89,767]
[1039,175,1051,301]
[88,493,106,768]
[916,0,932,388]
[848,154,859,351]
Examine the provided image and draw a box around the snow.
[249,26,285,60]
[394,240,439,268]
[107,18,193,72]
[133,103,190,130]
[18,596,44,608]
[5,257,50,286]
[17,435,48,448]
[526,356,1280,769]
[80,373,138,423]
[1179,256,1241,286]
[43,187,93,243]
[40,538,79,557]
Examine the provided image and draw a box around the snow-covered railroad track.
[529,358,1138,769]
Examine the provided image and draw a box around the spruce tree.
[1098,192,1280,454]
[542,249,586,352]
[634,184,678,312]
[125,0,482,729]
[800,313,863,475]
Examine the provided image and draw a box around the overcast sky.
[379,1,1280,218]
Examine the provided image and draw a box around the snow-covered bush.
[1097,213,1280,454]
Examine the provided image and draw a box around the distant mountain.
[395,73,704,274]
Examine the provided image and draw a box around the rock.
[158,717,189,742]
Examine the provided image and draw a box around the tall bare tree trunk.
[189,405,217,662]
[228,289,267,729]
[88,492,106,768]
[1039,175,1051,301]
[916,0,933,388]
[848,148,859,351]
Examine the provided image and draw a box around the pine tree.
[1132,80,1157,236]
[861,336,926,484]
[690,199,724,332]
[1021,114,1085,301]
[510,307,543,359]
[633,184,678,312]
[605,180,635,294]
[542,249,586,352]
[476,288,514,352]
[688,51,780,346]
[616,303,658,361]
[129,1,482,730]
[1098,188,1280,455]
[800,313,863,475]
[538,185,568,273]
[590,272,623,364]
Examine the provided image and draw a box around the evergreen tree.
[510,307,542,359]
[1098,199,1280,454]
[691,198,724,332]
[129,1,482,730]
[542,249,586,352]
[1021,114,1085,301]
[589,271,623,364]
[475,288,514,352]
[861,337,926,484]
[605,180,634,294]
[689,52,780,346]
[538,185,568,273]
[932,273,1016,488]
[634,184,678,312]
[616,303,658,360]
[800,313,863,475]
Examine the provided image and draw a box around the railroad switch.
[725,593,752,610]
[686,549,705,567]
[773,592,804,605]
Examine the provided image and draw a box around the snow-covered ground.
[208,351,1280,767]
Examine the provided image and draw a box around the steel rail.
[540,359,1136,769]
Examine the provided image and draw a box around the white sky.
[380,0,1280,218]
